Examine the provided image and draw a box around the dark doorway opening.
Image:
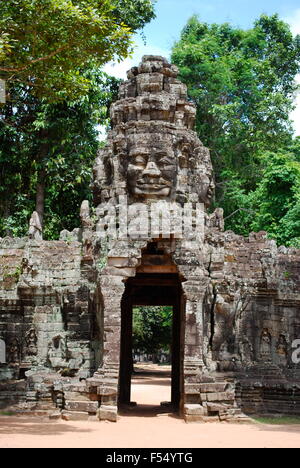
[119,273,183,413]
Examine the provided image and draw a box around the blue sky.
[142,0,300,52]
[104,0,300,135]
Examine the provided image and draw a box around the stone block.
[200,383,228,393]
[49,411,61,420]
[184,404,205,415]
[98,405,118,422]
[206,392,235,402]
[184,384,200,395]
[64,400,99,413]
[64,391,91,402]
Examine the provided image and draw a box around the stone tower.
[88,56,236,422]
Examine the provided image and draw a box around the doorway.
[119,273,183,413]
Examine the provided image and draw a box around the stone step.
[201,391,235,403]
[64,400,99,413]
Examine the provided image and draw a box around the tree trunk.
[3,200,12,237]
[35,130,49,229]
[35,167,46,228]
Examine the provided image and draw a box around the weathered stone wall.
[0,236,101,412]
[202,229,300,415]
[208,231,300,369]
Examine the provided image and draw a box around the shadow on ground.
[118,404,181,419]
[0,417,92,436]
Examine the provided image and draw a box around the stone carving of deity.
[127,137,176,200]
[0,339,6,364]
[260,329,272,362]
[25,328,37,357]
[8,338,19,364]
[92,56,215,211]
[47,335,67,369]
[276,334,288,366]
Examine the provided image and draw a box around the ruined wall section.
[204,230,300,371]
[0,236,100,409]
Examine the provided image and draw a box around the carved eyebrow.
[156,153,174,161]
[129,148,150,156]
[153,148,167,153]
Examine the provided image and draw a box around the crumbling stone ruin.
[1,56,300,422]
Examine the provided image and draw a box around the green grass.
[0,410,15,416]
[253,415,300,425]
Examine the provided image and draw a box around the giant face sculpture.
[92,56,215,209]
[127,136,176,199]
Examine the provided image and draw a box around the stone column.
[88,274,125,422]
[181,278,208,421]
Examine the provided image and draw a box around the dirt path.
[1,364,300,448]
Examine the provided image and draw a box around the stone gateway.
[1,56,300,421]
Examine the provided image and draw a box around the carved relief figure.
[127,137,176,199]
[47,335,67,369]
[240,337,254,364]
[25,329,37,357]
[8,338,19,364]
[260,329,272,362]
[276,334,288,366]
[0,339,6,364]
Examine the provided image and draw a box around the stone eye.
[134,155,147,166]
[159,157,173,166]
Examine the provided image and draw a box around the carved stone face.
[127,139,176,199]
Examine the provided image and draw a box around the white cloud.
[290,75,300,137]
[285,8,300,36]
[285,11,300,136]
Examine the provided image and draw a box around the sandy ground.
[1,364,300,448]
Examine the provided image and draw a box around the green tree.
[0,0,156,101]
[0,0,156,235]
[0,70,120,238]
[171,14,300,206]
[221,148,300,247]
[250,151,300,246]
[133,306,173,360]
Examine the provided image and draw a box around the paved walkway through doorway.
[120,363,173,417]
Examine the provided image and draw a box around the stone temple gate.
[1,56,300,422]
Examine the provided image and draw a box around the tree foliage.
[0,0,156,101]
[0,70,120,238]
[0,0,156,237]
[171,14,300,244]
[172,14,300,183]
[227,147,300,247]
[133,306,173,357]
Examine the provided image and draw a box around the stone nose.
[142,160,161,177]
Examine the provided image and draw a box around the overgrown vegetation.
[0,0,156,238]
[0,71,120,238]
[172,14,300,245]
[132,306,172,360]
[0,0,156,100]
